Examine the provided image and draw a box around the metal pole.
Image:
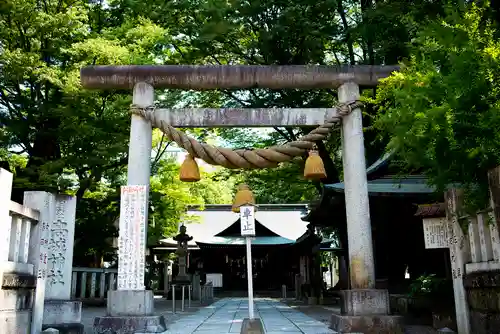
[172,285,176,313]
[188,285,191,308]
[181,285,185,312]
[246,236,254,319]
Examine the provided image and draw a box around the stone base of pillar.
[0,310,31,333]
[93,315,167,333]
[42,323,84,334]
[43,300,83,334]
[173,275,191,284]
[330,289,404,333]
[240,318,265,334]
[330,314,404,333]
[340,289,390,316]
[93,290,167,333]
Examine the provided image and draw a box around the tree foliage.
[4,0,498,263]
[373,3,500,211]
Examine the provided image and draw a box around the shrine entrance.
[194,218,298,293]
[81,64,404,334]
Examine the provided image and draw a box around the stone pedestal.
[240,318,265,334]
[330,289,404,333]
[94,290,166,333]
[192,274,201,300]
[42,300,83,334]
[173,254,190,284]
[340,289,390,316]
[331,313,404,334]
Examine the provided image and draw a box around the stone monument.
[42,195,83,334]
[173,224,193,284]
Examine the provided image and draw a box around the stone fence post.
[445,189,471,334]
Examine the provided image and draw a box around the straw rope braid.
[130,101,363,169]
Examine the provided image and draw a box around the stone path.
[164,298,336,334]
[82,299,206,334]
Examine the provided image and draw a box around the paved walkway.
[164,298,336,334]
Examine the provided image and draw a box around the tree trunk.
[11,117,62,202]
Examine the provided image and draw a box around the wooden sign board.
[240,205,256,237]
[117,185,147,290]
[423,217,449,249]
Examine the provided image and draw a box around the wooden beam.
[151,108,340,127]
[81,65,399,90]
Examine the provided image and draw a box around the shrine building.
[155,204,318,294]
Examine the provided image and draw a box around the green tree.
[373,3,500,211]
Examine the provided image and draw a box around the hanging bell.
[304,149,327,180]
[179,154,201,182]
[232,184,256,213]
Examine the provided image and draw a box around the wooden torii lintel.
[80,65,399,90]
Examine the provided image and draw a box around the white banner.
[117,185,147,290]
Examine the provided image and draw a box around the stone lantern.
[173,224,193,284]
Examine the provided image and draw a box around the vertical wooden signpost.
[240,205,256,319]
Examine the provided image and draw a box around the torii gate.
[81,65,403,333]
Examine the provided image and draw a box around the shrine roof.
[159,204,309,247]
[324,175,436,195]
[366,151,392,178]
[196,236,295,247]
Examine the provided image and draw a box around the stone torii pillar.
[93,82,165,333]
[330,81,404,332]
[80,64,401,334]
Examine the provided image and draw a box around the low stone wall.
[464,270,500,333]
[0,272,36,333]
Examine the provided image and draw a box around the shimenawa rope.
[130,101,362,169]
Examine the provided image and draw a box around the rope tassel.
[304,147,327,180]
[232,184,256,213]
[179,154,201,182]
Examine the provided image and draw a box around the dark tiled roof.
[325,175,436,195]
[196,236,295,246]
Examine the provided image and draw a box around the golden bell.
[304,150,327,180]
[179,154,200,182]
[232,184,256,213]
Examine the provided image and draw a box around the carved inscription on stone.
[47,200,68,285]
[37,220,50,279]
[2,273,36,289]
[446,193,466,280]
